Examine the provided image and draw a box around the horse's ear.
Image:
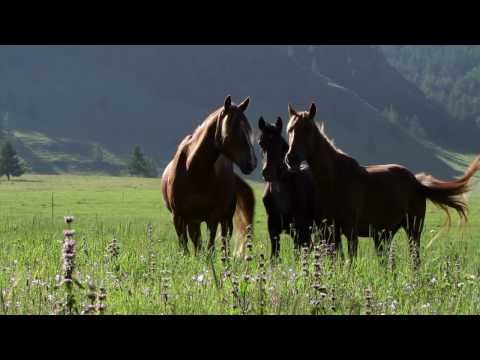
[258,117,266,131]
[308,103,316,119]
[224,95,232,112]
[276,117,283,133]
[238,97,250,112]
[288,104,298,118]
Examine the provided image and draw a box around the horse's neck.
[277,146,289,182]
[185,119,220,176]
[309,132,338,193]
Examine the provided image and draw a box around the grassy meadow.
[1,173,480,315]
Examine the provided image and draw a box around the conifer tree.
[0,142,25,181]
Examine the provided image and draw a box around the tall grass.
[0,175,479,315]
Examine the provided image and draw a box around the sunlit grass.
[0,174,479,314]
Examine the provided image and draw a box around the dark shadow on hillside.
[0,179,43,183]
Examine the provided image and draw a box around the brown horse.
[285,103,480,266]
[161,96,257,257]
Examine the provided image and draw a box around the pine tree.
[0,142,25,181]
[92,143,104,164]
[127,145,157,178]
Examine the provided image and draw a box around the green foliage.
[127,145,158,178]
[0,142,26,180]
[381,45,480,124]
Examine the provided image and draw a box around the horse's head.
[285,103,317,171]
[258,116,287,182]
[215,96,257,175]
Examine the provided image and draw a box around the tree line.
[381,45,480,126]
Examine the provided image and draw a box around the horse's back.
[355,163,421,233]
[365,163,410,174]
[364,164,418,189]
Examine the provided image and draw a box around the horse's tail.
[233,174,255,258]
[416,156,480,229]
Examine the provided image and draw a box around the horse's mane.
[174,107,223,157]
[316,122,347,156]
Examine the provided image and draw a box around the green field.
[1,174,480,315]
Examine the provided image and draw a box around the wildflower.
[192,273,205,284]
[31,279,47,287]
[330,288,337,312]
[364,285,373,315]
[142,288,151,296]
[63,230,76,238]
[95,303,107,314]
[390,300,398,311]
[301,246,309,277]
[107,236,120,259]
[421,303,431,309]
[231,276,240,310]
[64,216,75,224]
[388,239,396,273]
[404,283,415,292]
[62,239,76,282]
[98,288,107,302]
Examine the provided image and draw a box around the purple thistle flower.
[62,239,76,281]
[64,230,76,238]
[64,216,75,224]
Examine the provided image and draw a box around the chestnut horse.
[285,103,480,266]
[258,116,318,259]
[162,96,257,257]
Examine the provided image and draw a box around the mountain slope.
[0,45,473,178]
[380,45,480,127]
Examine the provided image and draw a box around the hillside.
[1,129,124,175]
[0,45,476,178]
[380,45,480,127]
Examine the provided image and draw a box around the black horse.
[258,117,319,259]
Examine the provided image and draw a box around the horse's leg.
[333,224,344,260]
[174,215,189,255]
[297,223,311,251]
[373,230,388,266]
[220,220,230,257]
[291,223,301,253]
[404,215,424,270]
[345,224,359,262]
[207,221,219,255]
[187,222,202,256]
[268,214,282,260]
